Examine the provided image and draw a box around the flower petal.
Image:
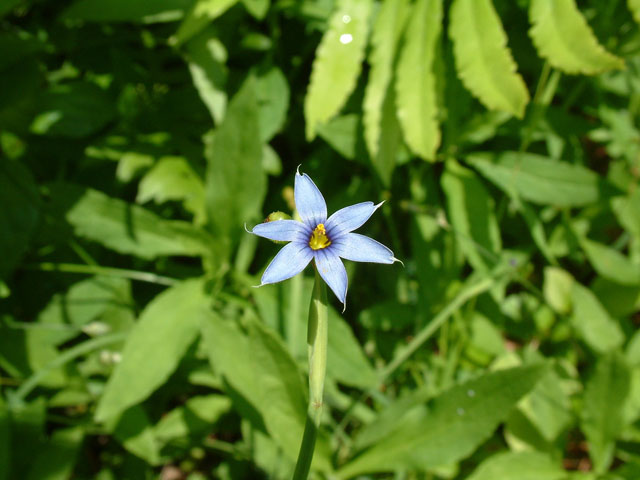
[295,168,327,228]
[325,201,383,238]
[261,242,313,285]
[251,220,310,243]
[314,249,348,305]
[331,233,395,264]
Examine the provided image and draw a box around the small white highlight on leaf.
[339,33,353,44]
[467,389,476,397]
[457,407,465,416]
[342,14,351,23]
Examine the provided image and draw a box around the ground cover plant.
[1,0,640,478]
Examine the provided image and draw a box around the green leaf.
[441,160,501,272]
[581,238,640,286]
[529,0,625,75]
[26,427,84,480]
[466,451,565,480]
[172,0,239,45]
[612,190,640,240]
[30,81,116,137]
[0,160,39,280]
[48,184,215,260]
[304,0,372,140]
[468,152,608,207]
[95,279,208,422]
[0,0,21,18]
[256,67,289,142]
[205,76,266,246]
[449,0,529,118]
[241,0,269,19]
[0,396,9,480]
[62,0,193,23]
[338,364,549,477]
[395,0,442,160]
[137,156,207,225]
[184,31,228,125]
[111,406,160,465]
[570,282,624,353]
[362,0,408,158]
[582,352,631,473]
[317,114,360,159]
[543,267,574,315]
[629,0,640,25]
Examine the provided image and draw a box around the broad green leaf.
[449,0,529,118]
[0,160,39,280]
[571,282,624,353]
[468,152,608,207]
[30,82,116,137]
[26,426,84,480]
[629,0,640,24]
[95,279,208,422]
[441,160,501,272]
[304,0,372,139]
[241,0,269,19]
[582,352,631,473]
[0,396,9,480]
[62,0,193,23]
[529,0,624,75]
[205,76,265,246]
[48,183,215,260]
[111,406,160,465]
[395,0,441,160]
[172,0,239,46]
[362,0,408,158]
[317,114,360,159]
[612,190,640,239]
[338,364,549,477]
[466,451,565,480]
[137,156,207,225]
[185,31,228,125]
[543,267,574,315]
[256,67,289,142]
[7,398,46,478]
[581,238,640,286]
[154,395,231,445]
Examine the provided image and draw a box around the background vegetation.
[1,0,640,478]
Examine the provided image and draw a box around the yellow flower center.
[308,223,332,250]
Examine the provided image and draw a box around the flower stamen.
[309,223,332,250]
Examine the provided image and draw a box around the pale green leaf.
[529,0,625,75]
[137,156,207,225]
[205,76,266,246]
[241,0,269,19]
[362,0,408,158]
[172,0,238,46]
[395,0,441,160]
[612,190,640,240]
[571,282,624,353]
[49,183,214,260]
[467,451,565,480]
[629,0,640,25]
[63,0,192,23]
[373,82,403,186]
[338,364,548,478]
[441,160,501,272]
[304,0,372,140]
[449,0,529,118]
[581,238,640,286]
[468,152,609,207]
[582,352,631,473]
[95,279,208,422]
[543,267,574,315]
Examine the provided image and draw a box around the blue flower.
[249,168,399,307]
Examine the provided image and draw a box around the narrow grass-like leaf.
[395,0,442,160]
[363,0,408,158]
[95,279,208,422]
[338,364,548,477]
[467,152,609,207]
[582,352,631,473]
[304,0,372,140]
[529,0,625,74]
[449,0,529,118]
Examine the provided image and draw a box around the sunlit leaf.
[529,0,625,74]
[172,0,239,45]
[449,0,529,118]
[466,451,565,480]
[395,0,441,160]
[63,0,192,23]
[571,282,624,353]
[581,238,640,286]
[304,0,372,140]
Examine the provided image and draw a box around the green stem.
[292,268,328,480]
[25,262,177,286]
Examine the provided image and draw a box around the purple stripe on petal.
[325,201,383,238]
[251,220,311,243]
[295,169,327,228]
[261,242,313,285]
[331,233,395,264]
[314,249,348,305]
